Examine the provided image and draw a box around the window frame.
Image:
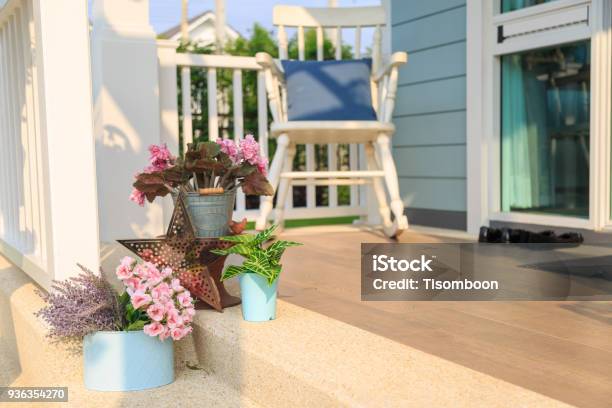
[466,0,612,233]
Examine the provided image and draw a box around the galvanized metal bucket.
[183,190,236,238]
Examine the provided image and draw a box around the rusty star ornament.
[118,192,240,311]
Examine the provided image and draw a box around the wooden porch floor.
[276,226,612,408]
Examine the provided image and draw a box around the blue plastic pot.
[83,331,174,391]
[239,273,278,322]
[184,190,236,238]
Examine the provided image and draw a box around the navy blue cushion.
[281,59,377,121]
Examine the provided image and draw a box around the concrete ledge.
[0,255,570,407]
[0,256,259,407]
[189,300,572,407]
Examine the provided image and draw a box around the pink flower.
[149,144,173,162]
[146,302,165,322]
[159,326,171,341]
[166,308,183,328]
[216,138,240,162]
[181,305,195,324]
[145,263,163,285]
[181,308,194,324]
[170,326,192,341]
[177,291,193,308]
[164,300,175,311]
[256,155,268,176]
[148,144,174,171]
[239,135,261,165]
[131,264,146,279]
[161,267,173,278]
[170,278,184,292]
[131,291,152,310]
[143,322,165,337]
[129,189,145,206]
[121,256,135,268]
[115,264,132,280]
[124,277,145,296]
[114,257,195,342]
[151,282,172,301]
[183,306,196,317]
[142,165,157,174]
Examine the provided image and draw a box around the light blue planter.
[239,273,278,322]
[184,190,236,238]
[83,331,174,391]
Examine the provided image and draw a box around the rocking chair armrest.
[372,51,408,82]
[256,52,285,81]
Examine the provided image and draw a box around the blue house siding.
[391,0,467,230]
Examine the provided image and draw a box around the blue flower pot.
[83,331,174,391]
[184,190,236,238]
[239,273,278,322]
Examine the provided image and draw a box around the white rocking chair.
[255,5,409,238]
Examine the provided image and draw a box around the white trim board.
[466,0,612,232]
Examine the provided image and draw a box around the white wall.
[91,0,165,243]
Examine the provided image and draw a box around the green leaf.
[268,264,282,285]
[210,244,254,257]
[243,252,273,280]
[218,234,257,243]
[266,240,302,263]
[125,304,135,323]
[224,243,257,257]
[210,248,230,256]
[119,291,130,306]
[126,320,146,331]
[254,224,277,245]
[221,265,246,281]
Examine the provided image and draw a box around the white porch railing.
[157,41,366,222]
[0,0,99,288]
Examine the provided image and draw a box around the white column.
[466,0,487,235]
[32,0,100,280]
[326,0,338,50]
[157,40,179,229]
[91,0,164,242]
[215,0,226,52]
[381,0,392,58]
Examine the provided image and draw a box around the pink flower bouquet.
[115,257,195,341]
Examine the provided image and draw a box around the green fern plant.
[210,225,302,285]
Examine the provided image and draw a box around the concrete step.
[8,367,261,408]
[1,254,572,407]
[0,256,260,408]
[183,301,572,407]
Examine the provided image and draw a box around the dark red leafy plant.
[130,136,273,206]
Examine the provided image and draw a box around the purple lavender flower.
[36,265,124,342]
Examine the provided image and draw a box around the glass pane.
[501,41,590,218]
[502,0,557,13]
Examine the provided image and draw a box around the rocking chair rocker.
[255,5,409,238]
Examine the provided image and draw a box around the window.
[465,0,612,232]
[502,0,558,13]
[501,41,590,218]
